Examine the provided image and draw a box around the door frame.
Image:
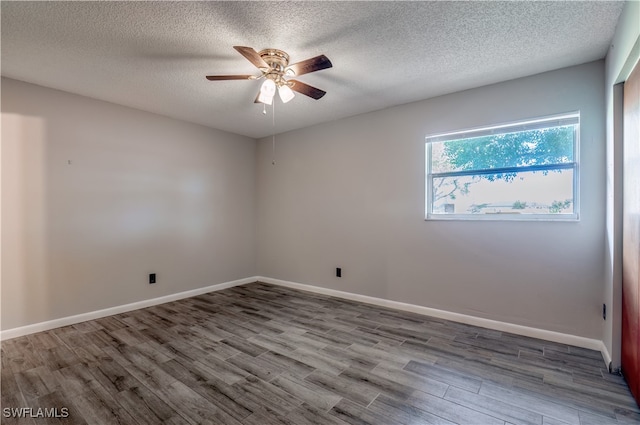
[610,35,640,372]
[621,51,640,404]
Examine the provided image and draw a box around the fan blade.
[288,79,326,100]
[233,46,269,69]
[206,75,254,81]
[286,55,332,76]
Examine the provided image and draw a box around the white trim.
[600,340,613,372]
[2,275,610,366]
[425,111,580,143]
[258,276,606,355]
[615,35,640,85]
[0,277,259,341]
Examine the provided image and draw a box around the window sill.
[425,213,579,222]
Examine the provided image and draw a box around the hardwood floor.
[1,282,639,424]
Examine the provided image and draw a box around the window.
[425,112,579,220]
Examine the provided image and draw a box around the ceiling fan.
[206,46,332,105]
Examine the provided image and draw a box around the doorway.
[622,56,640,405]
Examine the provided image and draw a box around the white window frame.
[425,112,580,221]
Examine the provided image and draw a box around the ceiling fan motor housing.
[259,49,290,75]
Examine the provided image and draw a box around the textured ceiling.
[1,1,625,138]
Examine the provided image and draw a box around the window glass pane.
[431,168,574,215]
[430,125,575,174]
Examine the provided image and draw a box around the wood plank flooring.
[2,282,639,424]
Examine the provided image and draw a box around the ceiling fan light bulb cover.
[279,85,295,103]
[257,79,276,105]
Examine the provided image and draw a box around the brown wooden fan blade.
[233,46,269,69]
[206,75,254,81]
[286,55,332,76]
[288,79,326,100]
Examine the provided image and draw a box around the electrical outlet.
[149,273,156,284]
[336,267,342,278]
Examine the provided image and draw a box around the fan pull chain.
[272,100,276,165]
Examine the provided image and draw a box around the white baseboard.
[600,341,613,371]
[1,275,609,366]
[257,276,607,356]
[0,277,258,341]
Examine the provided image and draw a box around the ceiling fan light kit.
[206,46,332,105]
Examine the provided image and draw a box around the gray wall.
[257,61,606,339]
[604,0,640,367]
[1,61,610,342]
[1,78,257,330]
